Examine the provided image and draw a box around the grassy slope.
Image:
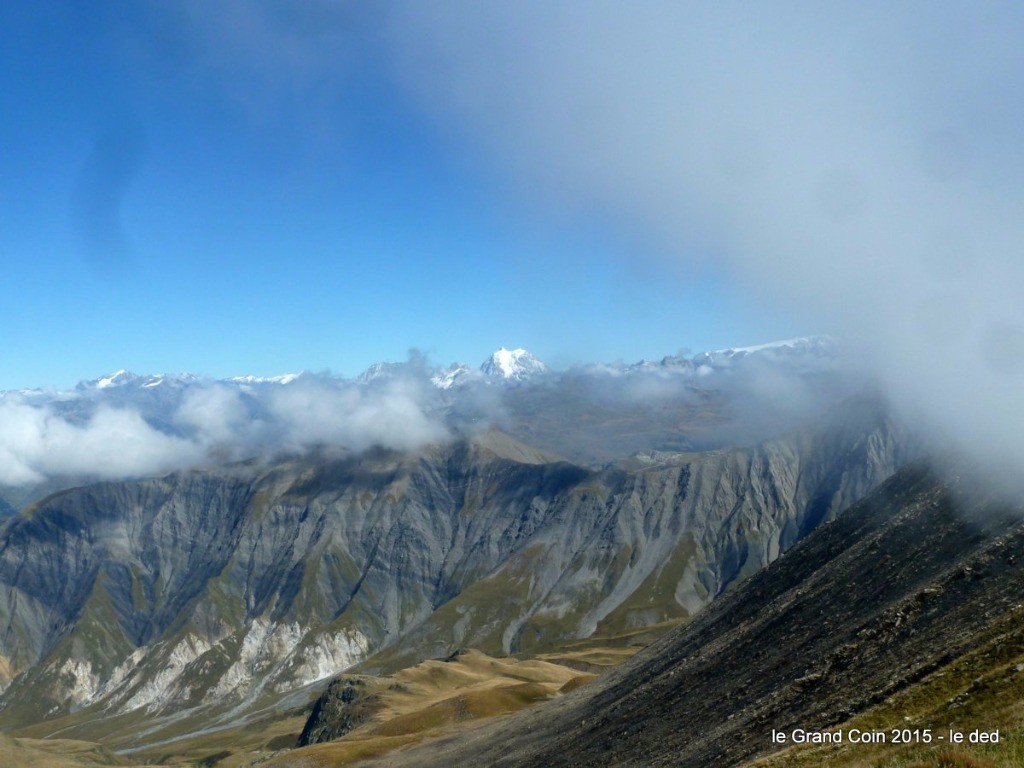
[6,640,644,768]
[17,605,1024,768]
[259,649,603,767]
[4,609,671,768]
[259,625,688,767]
[0,734,160,767]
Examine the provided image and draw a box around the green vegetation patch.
[594,534,699,637]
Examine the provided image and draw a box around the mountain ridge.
[3,336,837,398]
[0,397,910,753]
[0,336,858,511]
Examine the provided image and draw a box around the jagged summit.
[688,335,838,373]
[228,372,302,385]
[431,362,481,390]
[77,370,303,392]
[79,370,201,391]
[701,334,835,359]
[355,361,407,383]
[90,369,137,389]
[56,337,831,397]
[480,347,549,382]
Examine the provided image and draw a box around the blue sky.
[5,1,1023,408]
[0,2,807,390]
[3,2,1024,488]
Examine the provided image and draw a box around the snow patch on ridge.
[715,336,826,355]
[228,372,301,385]
[94,370,135,389]
[480,347,549,382]
[431,363,482,390]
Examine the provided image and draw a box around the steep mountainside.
[0,399,909,749]
[354,462,1024,768]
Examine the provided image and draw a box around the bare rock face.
[0,397,912,735]
[298,677,381,746]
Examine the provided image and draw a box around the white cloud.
[0,366,450,486]
[175,383,257,448]
[266,375,448,454]
[0,401,203,486]
[9,5,1021,485]
[384,2,1024,475]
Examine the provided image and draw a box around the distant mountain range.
[0,337,864,509]
[3,336,840,399]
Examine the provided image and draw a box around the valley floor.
[5,625,665,767]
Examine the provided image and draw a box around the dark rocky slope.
[351,462,1024,768]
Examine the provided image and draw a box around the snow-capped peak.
[431,363,482,390]
[82,371,203,391]
[691,335,837,370]
[356,362,406,383]
[92,370,137,389]
[228,372,302,385]
[480,348,549,382]
[709,335,832,357]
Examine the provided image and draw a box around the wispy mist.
[0,344,862,488]
[71,117,147,277]
[385,2,1024,476]
[263,374,448,453]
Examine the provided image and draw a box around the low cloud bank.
[0,347,861,487]
[0,371,449,487]
[0,402,203,486]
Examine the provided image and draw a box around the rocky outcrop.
[0,397,912,733]
[298,677,381,746]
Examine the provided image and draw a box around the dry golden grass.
[121,710,309,768]
[0,734,163,767]
[532,646,640,672]
[262,733,424,768]
[7,622,667,768]
[557,673,597,694]
[261,649,598,767]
